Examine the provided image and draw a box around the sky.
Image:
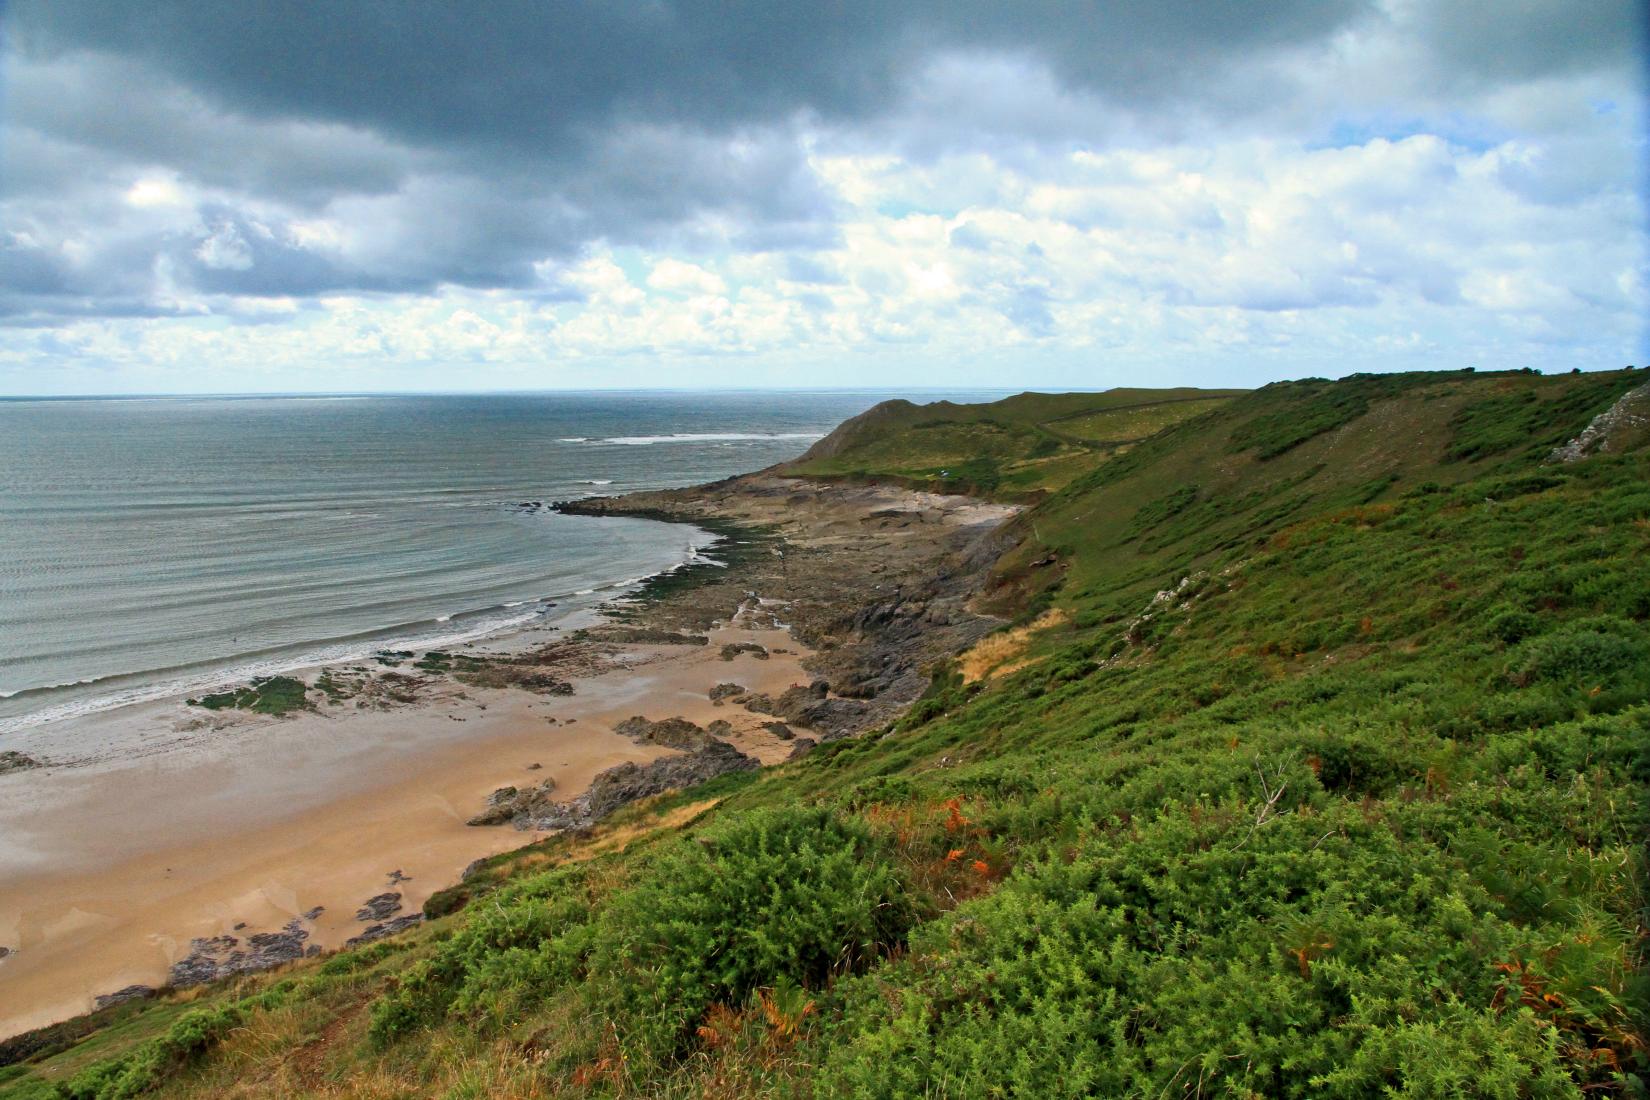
[0,1,1645,395]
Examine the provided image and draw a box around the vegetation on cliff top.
[783,386,1246,498]
[3,367,1647,1099]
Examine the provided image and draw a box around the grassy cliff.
[783,387,1246,498]
[4,368,1648,1099]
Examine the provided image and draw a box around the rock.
[387,869,411,885]
[762,721,795,740]
[466,786,520,826]
[527,762,543,770]
[579,626,709,646]
[0,946,12,960]
[169,920,312,988]
[465,779,559,827]
[708,682,747,703]
[614,715,715,750]
[0,751,41,775]
[514,740,759,831]
[706,719,734,737]
[345,914,423,948]
[1549,382,1650,463]
[743,682,871,739]
[719,642,769,661]
[302,906,325,921]
[94,985,156,1010]
[355,893,402,922]
[786,737,818,760]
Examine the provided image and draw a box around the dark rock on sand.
[169,920,315,988]
[719,642,769,661]
[513,739,758,831]
[465,780,558,826]
[741,680,871,740]
[0,751,41,775]
[345,914,424,948]
[579,625,709,646]
[94,985,156,1010]
[709,682,747,703]
[762,721,795,740]
[786,737,818,760]
[614,715,716,750]
[355,893,403,922]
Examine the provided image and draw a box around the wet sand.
[0,619,810,1040]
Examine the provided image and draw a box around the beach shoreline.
[0,473,1019,1042]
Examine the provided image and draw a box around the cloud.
[0,1,1642,385]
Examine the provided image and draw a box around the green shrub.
[588,807,913,1064]
[59,1006,243,1100]
[1506,618,1647,687]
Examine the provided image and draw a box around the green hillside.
[784,387,1247,498]
[5,368,1648,1099]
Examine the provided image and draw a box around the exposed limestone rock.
[1550,382,1650,463]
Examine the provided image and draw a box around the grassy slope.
[784,387,1247,498]
[5,368,1648,1099]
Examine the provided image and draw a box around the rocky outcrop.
[93,985,156,1010]
[169,920,317,988]
[719,642,769,661]
[741,680,872,740]
[579,626,709,646]
[1549,382,1650,463]
[345,914,423,948]
[531,740,759,829]
[0,751,41,775]
[354,893,402,922]
[614,715,718,750]
[466,780,559,826]
[473,739,759,832]
[709,682,747,703]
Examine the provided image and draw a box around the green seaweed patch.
[187,676,313,716]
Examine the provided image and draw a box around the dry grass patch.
[958,609,1069,683]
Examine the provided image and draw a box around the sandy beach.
[0,614,812,1040]
[0,475,1017,1042]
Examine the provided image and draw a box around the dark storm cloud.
[0,0,1640,322]
[9,1,1380,153]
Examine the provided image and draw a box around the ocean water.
[0,390,1008,736]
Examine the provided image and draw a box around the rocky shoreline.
[451,473,1020,832]
[0,471,1022,1045]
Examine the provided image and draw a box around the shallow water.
[0,389,1006,735]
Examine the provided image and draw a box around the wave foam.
[585,432,823,446]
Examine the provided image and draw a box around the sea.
[0,389,1009,738]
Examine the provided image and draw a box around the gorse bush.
[369,807,912,1075]
[1506,617,1648,688]
[591,806,913,1064]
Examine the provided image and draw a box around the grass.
[784,387,1246,498]
[4,367,1646,1099]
